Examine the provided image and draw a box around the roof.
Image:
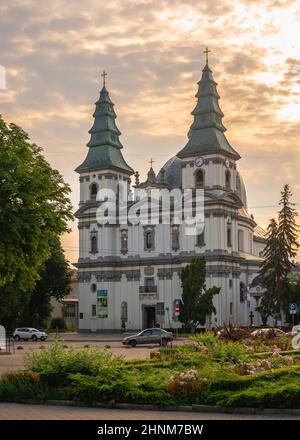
[75,85,134,175]
[254,225,267,239]
[75,144,134,174]
[177,63,240,160]
[157,156,183,189]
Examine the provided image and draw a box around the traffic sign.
[174,299,180,316]
[289,303,297,315]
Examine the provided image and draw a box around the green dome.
[76,85,134,175]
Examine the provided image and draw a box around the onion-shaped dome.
[157,156,183,189]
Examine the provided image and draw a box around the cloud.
[0,0,300,260]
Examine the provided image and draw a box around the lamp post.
[166,306,171,331]
[249,311,254,327]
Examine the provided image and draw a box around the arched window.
[195,169,204,188]
[146,231,153,249]
[225,170,231,189]
[121,301,128,322]
[144,227,155,251]
[90,234,98,253]
[236,174,240,191]
[120,230,128,254]
[196,231,205,247]
[240,282,245,302]
[171,226,179,251]
[90,183,98,200]
[238,229,244,251]
[227,220,232,247]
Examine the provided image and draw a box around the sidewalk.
[1,402,298,420]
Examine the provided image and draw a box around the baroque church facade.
[75,61,266,332]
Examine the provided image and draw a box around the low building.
[50,269,79,329]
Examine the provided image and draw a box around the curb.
[46,339,168,344]
[49,339,124,343]
[9,399,300,416]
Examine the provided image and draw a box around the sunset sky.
[1,0,300,264]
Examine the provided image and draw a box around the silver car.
[13,327,48,341]
[122,328,173,347]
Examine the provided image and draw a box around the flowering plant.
[235,348,294,375]
[167,368,208,396]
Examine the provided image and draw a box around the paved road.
[0,403,299,420]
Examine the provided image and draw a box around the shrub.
[24,337,124,380]
[66,324,76,332]
[50,317,66,330]
[217,324,253,341]
[0,371,65,402]
[69,369,173,405]
[190,333,247,363]
[221,383,300,408]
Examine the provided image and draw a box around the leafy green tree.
[0,116,73,328]
[179,256,220,331]
[259,185,299,323]
[20,237,72,327]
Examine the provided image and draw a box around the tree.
[259,184,299,324]
[0,116,73,328]
[179,256,220,331]
[20,237,72,327]
[277,184,299,309]
[258,219,281,321]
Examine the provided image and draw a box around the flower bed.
[0,334,299,409]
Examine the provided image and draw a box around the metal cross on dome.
[149,158,154,168]
[203,47,211,64]
[101,70,107,87]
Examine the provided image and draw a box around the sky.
[0,0,300,264]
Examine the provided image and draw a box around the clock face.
[225,159,230,168]
[195,157,204,168]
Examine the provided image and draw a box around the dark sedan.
[122,328,173,347]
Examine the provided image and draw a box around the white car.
[13,327,48,341]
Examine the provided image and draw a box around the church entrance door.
[142,305,156,329]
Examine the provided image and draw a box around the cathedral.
[74,58,266,332]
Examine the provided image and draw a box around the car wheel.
[41,337,46,341]
[129,340,137,347]
[14,335,20,341]
[161,338,168,347]
[31,335,37,342]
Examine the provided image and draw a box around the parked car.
[122,328,173,347]
[13,327,48,341]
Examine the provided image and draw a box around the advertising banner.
[97,289,108,318]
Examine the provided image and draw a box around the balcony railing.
[139,285,158,293]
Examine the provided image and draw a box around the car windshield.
[31,329,39,332]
